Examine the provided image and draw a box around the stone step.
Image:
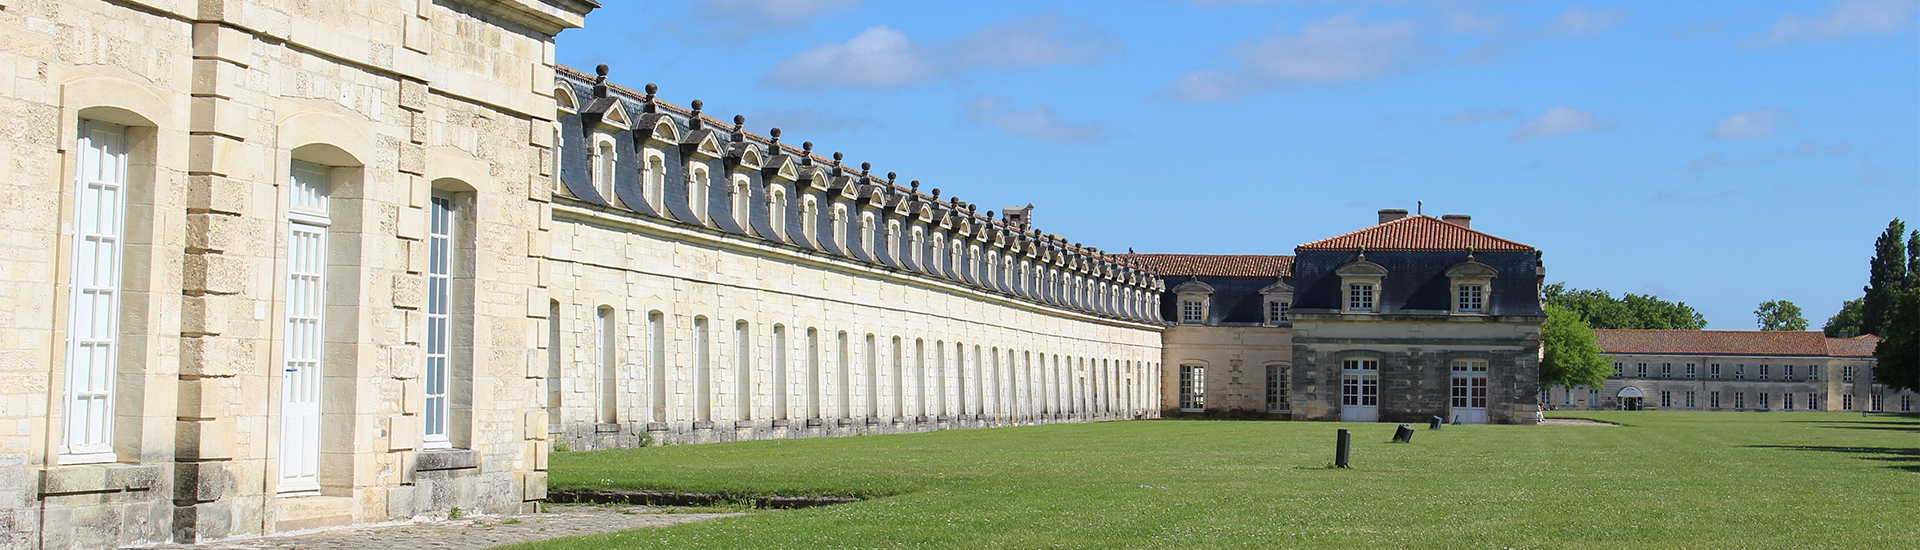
[276,495,356,532]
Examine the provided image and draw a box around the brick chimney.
[1442,214,1471,229]
[1378,209,1408,225]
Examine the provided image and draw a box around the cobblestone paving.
[132,506,743,550]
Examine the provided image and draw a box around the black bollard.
[1393,424,1415,443]
[1430,416,1443,430]
[1334,429,1351,468]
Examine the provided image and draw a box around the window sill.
[415,448,480,472]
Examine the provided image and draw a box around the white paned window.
[594,141,615,202]
[1181,300,1204,324]
[1686,363,1697,379]
[597,306,616,423]
[280,161,330,491]
[1265,365,1288,412]
[1783,393,1795,411]
[736,321,751,420]
[1269,300,1290,324]
[1348,283,1374,311]
[62,120,127,462]
[423,195,454,447]
[691,167,710,223]
[646,155,665,211]
[1179,365,1205,411]
[1843,394,1854,411]
[770,188,788,239]
[1458,284,1483,312]
[733,179,751,229]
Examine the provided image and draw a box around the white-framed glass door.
[280,161,330,494]
[1449,359,1489,424]
[63,120,128,461]
[1341,358,1379,422]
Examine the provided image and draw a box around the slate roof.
[1595,330,1878,357]
[1296,215,1533,252]
[1826,335,1882,357]
[1116,254,1294,278]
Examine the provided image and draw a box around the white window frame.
[645,153,666,212]
[1457,284,1484,312]
[422,193,455,448]
[1783,392,1795,411]
[1348,283,1375,312]
[1265,365,1289,412]
[1178,365,1205,412]
[769,186,788,240]
[1181,300,1204,324]
[690,165,710,224]
[732,175,751,230]
[593,138,616,203]
[62,120,129,463]
[280,160,331,492]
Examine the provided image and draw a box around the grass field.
[515,412,1920,549]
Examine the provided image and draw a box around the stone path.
[131,505,743,550]
[1539,417,1619,426]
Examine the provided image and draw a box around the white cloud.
[950,15,1120,70]
[1709,109,1794,140]
[965,96,1106,144]
[1445,108,1516,127]
[1510,106,1614,140]
[693,0,859,31]
[762,27,937,89]
[1747,0,1920,47]
[1158,13,1426,102]
[1549,6,1630,36]
[763,16,1119,90]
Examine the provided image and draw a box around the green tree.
[1540,304,1613,391]
[1876,285,1919,392]
[1754,300,1808,331]
[1861,219,1907,337]
[1542,283,1707,330]
[1824,298,1864,337]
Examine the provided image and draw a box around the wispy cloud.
[693,0,860,36]
[1548,6,1630,36]
[964,95,1106,144]
[1446,11,1505,34]
[1746,0,1920,47]
[1709,109,1795,140]
[1510,106,1614,140]
[1683,139,1855,170]
[1445,108,1516,127]
[1158,13,1427,102]
[762,16,1119,90]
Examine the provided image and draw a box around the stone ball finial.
[987,210,996,220]
[861,162,871,172]
[770,127,782,138]
[645,82,658,95]
[691,99,703,111]
[733,114,745,126]
[911,180,920,191]
[931,188,941,198]
[833,151,844,162]
[887,171,897,182]
[802,141,813,152]
[595,64,609,77]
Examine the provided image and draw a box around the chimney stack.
[1378,209,1408,225]
[1441,214,1472,229]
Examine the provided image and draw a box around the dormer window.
[801,196,819,244]
[645,155,665,211]
[1172,279,1215,325]
[1269,300,1290,323]
[1445,259,1498,315]
[1260,279,1294,326]
[1182,300,1204,323]
[594,140,616,203]
[690,165,710,224]
[832,204,849,252]
[1348,284,1374,311]
[1458,285,1483,312]
[732,175,751,229]
[1334,255,1387,314]
[769,187,788,240]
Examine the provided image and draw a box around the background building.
[1547,331,1905,413]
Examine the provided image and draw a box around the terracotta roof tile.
[1114,254,1293,278]
[1596,330,1847,357]
[1296,215,1533,252]
[1826,335,1882,357]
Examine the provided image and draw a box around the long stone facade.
[1546,330,1907,413]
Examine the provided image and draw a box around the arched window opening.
[772,325,788,420]
[597,306,616,423]
[594,141,615,203]
[736,321,751,420]
[649,311,666,422]
[694,316,711,422]
[646,155,666,211]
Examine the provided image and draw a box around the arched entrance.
[1617,386,1645,411]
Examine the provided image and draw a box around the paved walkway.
[1539,417,1618,426]
[133,505,742,550]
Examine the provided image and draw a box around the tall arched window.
[954,342,967,414]
[914,339,927,416]
[597,306,616,423]
[735,321,751,420]
[694,316,711,422]
[773,325,788,420]
[973,344,985,415]
[648,311,665,422]
[551,124,564,195]
[860,212,876,258]
[806,328,821,419]
[935,341,948,415]
[837,331,851,417]
[887,221,901,265]
[891,336,904,417]
[732,177,751,229]
[910,227,925,270]
[690,166,710,224]
[547,300,561,425]
[276,159,329,486]
[832,205,849,253]
[770,188,788,240]
[865,334,878,417]
[802,197,819,244]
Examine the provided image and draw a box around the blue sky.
[557,0,1919,331]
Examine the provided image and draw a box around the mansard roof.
[1296,215,1533,252]
[1594,330,1875,358]
[1115,254,1293,278]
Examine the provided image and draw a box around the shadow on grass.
[1748,445,1920,473]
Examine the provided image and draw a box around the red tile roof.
[1114,254,1293,278]
[1826,335,1882,357]
[1595,329,1868,357]
[1295,215,1534,252]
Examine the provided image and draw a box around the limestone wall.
[544,203,1166,449]
[1289,315,1542,424]
[1158,326,1294,418]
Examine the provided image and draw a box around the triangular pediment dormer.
[682,130,723,161]
[637,113,679,146]
[1444,260,1498,279]
[763,156,798,183]
[1259,280,1295,294]
[599,101,630,130]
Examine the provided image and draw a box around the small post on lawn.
[1334,429,1351,468]
[1393,424,1415,443]
[1430,416,1443,430]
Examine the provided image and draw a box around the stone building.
[1547,331,1906,413]
[0,2,1554,548]
[0,0,596,547]
[1124,210,1548,425]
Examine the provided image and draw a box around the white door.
[280,162,329,494]
[63,120,127,459]
[1450,360,1489,424]
[1341,359,1379,422]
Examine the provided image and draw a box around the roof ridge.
[1295,215,1534,251]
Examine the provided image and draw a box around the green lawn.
[516,412,1920,549]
